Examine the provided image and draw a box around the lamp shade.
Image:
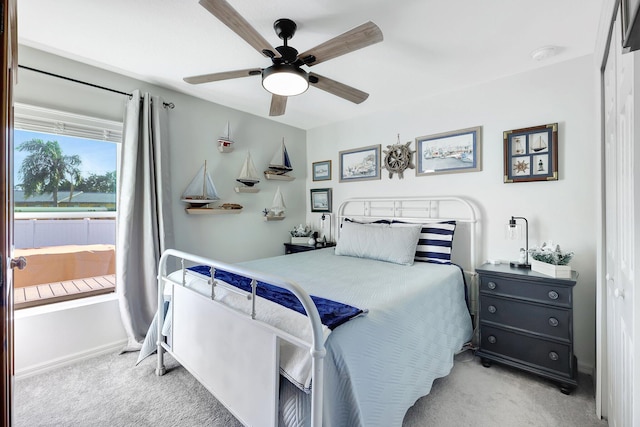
[505,222,523,239]
[262,64,309,96]
[506,216,530,269]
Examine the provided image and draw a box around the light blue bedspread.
[236,248,473,427]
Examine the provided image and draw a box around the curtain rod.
[18,64,175,109]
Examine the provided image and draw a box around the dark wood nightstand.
[475,263,578,394]
[283,242,335,255]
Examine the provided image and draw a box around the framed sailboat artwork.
[415,127,481,177]
[264,138,294,181]
[235,151,260,193]
[503,123,558,183]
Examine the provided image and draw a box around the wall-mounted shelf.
[264,173,294,181]
[186,208,242,215]
[235,186,260,193]
[263,215,285,221]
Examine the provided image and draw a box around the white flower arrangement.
[290,224,312,237]
[529,241,574,266]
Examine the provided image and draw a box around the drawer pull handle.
[549,351,559,361]
[549,317,559,327]
[488,335,497,344]
[488,305,497,314]
[548,290,559,300]
[487,281,497,290]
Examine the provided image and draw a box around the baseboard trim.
[578,360,594,375]
[15,339,128,379]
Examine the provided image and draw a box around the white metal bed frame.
[337,196,480,311]
[155,250,325,427]
[154,196,479,427]
[337,196,478,266]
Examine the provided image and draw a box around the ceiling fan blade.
[299,21,383,66]
[269,95,287,116]
[199,0,275,57]
[309,73,369,104]
[184,68,262,84]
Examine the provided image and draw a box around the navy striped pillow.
[414,221,457,264]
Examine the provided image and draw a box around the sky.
[13,129,117,185]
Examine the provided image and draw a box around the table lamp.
[507,216,530,269]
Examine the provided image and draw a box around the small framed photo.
[310,188,332,213]
[312,160,332,181]
[339,145,381,182]
[503,123,558,183]
[416,126,482,176]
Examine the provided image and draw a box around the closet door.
[603,14,637,427]
[603,21,619,427]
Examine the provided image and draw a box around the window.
[13,104,122,309]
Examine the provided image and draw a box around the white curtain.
[117,90,174,350]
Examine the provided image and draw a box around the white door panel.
[603,14,636,427]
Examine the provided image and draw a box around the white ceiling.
[17,0,603,130]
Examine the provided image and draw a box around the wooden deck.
[14,274,116,309]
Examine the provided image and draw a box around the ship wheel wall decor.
[382,137,415,179]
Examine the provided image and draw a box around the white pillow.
[335,221,422,265]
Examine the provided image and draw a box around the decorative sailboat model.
[181,161,243,214]
[181,161,219,209]
[218,121,234,153]
[234,151,260,193]
[263,187,286,221]
[264,139,294,181]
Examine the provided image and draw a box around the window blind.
[14,103,122,143]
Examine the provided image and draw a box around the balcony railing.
[13,212,117,309]
[14,211,116,249]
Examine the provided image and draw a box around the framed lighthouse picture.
[503,123,558,183]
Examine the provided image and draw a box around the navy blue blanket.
[187,265,364,330]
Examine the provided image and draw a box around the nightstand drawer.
[480,275,571,307]
[480,295,571,340]
[480,325,572,377]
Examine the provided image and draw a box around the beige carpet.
[405,351,607,426]
[15,350,607,426]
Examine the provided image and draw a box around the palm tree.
[17,139,82,206]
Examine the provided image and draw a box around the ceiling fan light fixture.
[262,64,309,96]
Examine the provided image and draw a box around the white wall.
[306,55,598,372]
[14,45,307,373]
[14,295,126,377]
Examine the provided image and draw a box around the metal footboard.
[155,248,326,427]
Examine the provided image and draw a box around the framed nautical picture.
[415,126,482,176]
[312,160,332,181]
[310,188,332,212]
[339,145,381,182]
[503,123,558,183]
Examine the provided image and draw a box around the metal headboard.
[336,196,480,315]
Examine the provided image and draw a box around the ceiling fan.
[184,0,384,116]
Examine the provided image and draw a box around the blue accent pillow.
[391,220,457,264]
[412,220,457,264]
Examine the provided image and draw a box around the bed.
[147,196,478,427]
